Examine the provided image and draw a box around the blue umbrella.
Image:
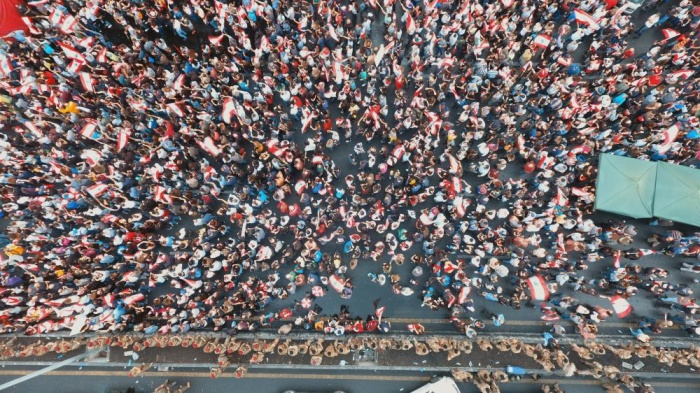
[343,241,353,253]
[568,64,581,76]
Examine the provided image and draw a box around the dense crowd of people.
[0,0,699,339]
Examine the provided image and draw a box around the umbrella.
[610,296,632,318]
[300,297,312,309]
[312,286,325,297]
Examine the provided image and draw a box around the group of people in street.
[0,0,699,340]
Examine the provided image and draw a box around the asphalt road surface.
[198,0,700,343]
[0,366,698,393]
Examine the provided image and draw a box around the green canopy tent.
[653,162,700,227]
[594,154,657,218]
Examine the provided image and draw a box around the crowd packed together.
[0,0,699,339]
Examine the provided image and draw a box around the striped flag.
[554,188,569,206]
[611,3,630,29]
[610,296,632,318]
[658,123,680,154]
[573,9,600,30]
[166,102,184,117]
[222,97,235,124]
[49,8,63,25]
[0,57,13,77]
[79,120,99,139]
[57,42,85,61]
[208,34,225,45]
[117,128,130,152]
[214,0,227,28]
[406,12,416,35]
[66,59,84,74]
[526,275,550,301]
[97,48,107,63]
[21,17,42,35]
[153,186,173,204]
[77,36,95,50]
[333,61,345,84]
[294,179,307,195]
[260,36,270,52]
[86,183,110,198]
[197,137,221,157]
[669,69,693,80]
[327,24,340,41]
[79,72,94,92]
[24,122,42,138]
[173,74,185,91]
[661,28,680,40]
[533,34,552,49]
[59,15,78,34]
[82,149,102,166]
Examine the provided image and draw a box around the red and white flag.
[117,128,130,152]
[97,48,108,63]
[222,97,235,124]
[57,42,85,61]
[554,188,569,206]
[374,42,394,67]
[21,17,42,35]
[24,122,42,138]
[208,34,225,46]
[658,123,680,154]
[197,137,221,157]
[86,183,109,198]
[526,275,550,301]
[573,8,600,30]
[59,15,78,34]
[327,24,340,41]
[294,179,307,195]
[214,0,227,28]
[77,36,95,50]
[102,293,115,307]
[173,74,185,91]
[79,72,94,92]
[458,286,471,304]
[375,306,386,322]
[80,120,98,139]
[166,102,184,117]
[260,36,270,52]
[83,149,102,166]
[406,12,416,35]
[669,69,693,80]
[610,295,632,318]
[611,3,630,30]
[49,8,63,26]
[557,56,572,67]
[329,274,345,293]
[661,28,680,40]
[0,57,13,77]
[333,62,345,84]
[66,59,85,74]
[533,34,552,49]
[153,186,173,204]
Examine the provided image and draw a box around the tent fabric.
[594,154,657,218]
[0,0,27,39]
[653,162,700,227]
